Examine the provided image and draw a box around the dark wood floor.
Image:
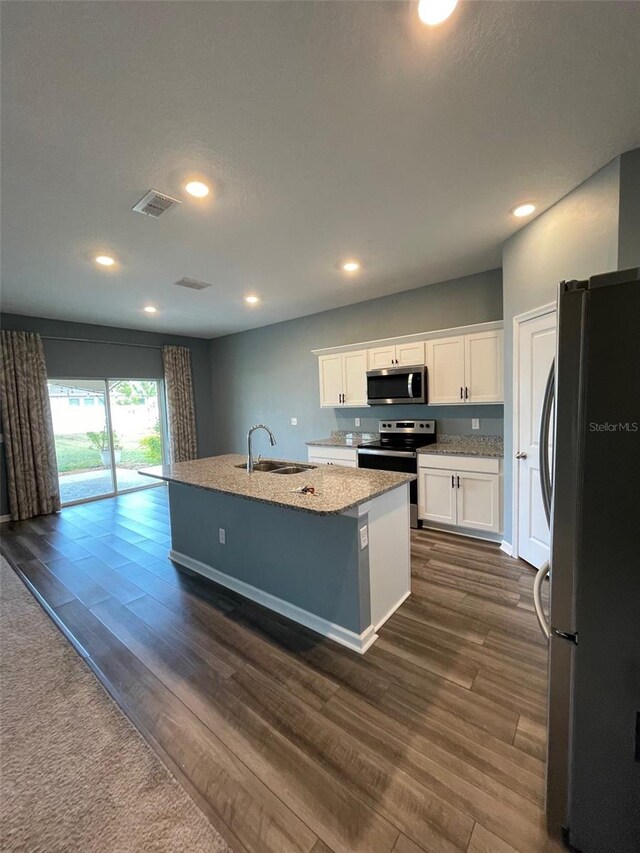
[1,488,562,853]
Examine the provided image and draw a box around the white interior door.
[516,310,556,567]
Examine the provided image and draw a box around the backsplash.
[334,406,504,438]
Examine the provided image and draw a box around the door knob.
[515,451,527,459]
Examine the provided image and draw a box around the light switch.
[354,418,361,427]
[359,525,368,550]
[472,418,480,430]
[290,417,298,426]
[218,528,226,545]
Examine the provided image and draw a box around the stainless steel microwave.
[366,365,426,405]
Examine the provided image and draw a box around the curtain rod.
[41,335,162,351]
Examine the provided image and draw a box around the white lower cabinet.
[307,446,358,468]
[418,468,457,525]
[418,454,502,535]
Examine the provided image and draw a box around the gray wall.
[618,147,640,269]
[0,314,214,515]
[501,156,621,545]
[208,269,504,462]
[169,482,370,634]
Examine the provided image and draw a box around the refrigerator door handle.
[533,560,551,639]
[539,359,555,527]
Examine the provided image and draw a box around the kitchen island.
[140,454,414,653]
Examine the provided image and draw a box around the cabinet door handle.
[451,475,455,488]
[456,475,460,489]
[460,386,463,399]
[341,393,344,403]
[464,386,469,400]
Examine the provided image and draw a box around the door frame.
[48,376,168,507]
[511,302,556,560]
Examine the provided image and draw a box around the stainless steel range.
[357,420,436,528]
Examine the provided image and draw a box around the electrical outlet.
[359,525,368,550]
[472,418,480,430]
[290,417,298,426]
[354,418,361,427]
[218,528,226,545]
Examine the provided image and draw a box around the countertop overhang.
[140,454,415,516]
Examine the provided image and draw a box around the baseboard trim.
[420,521,502,544]
[500,540,513,557]
[0,514,11,524]
[169,549,378,654]
[374,590,411,632]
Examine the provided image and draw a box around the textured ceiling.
[1,1,639,338]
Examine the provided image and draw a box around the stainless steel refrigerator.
[536,268,640,852]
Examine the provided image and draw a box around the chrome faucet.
[246,424,277,473]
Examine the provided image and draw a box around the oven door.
[357,448,418,521]
[366,366,425,405]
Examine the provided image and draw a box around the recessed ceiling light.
[512,203,536,218]
[244,295,259,304]
[144,306,157,314]
[185,181,210,198]
[417,0,458,26]
[95,255,115,267]
[342,261,361,273]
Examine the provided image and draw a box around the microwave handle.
[407,373,414,398]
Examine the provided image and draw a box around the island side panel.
[366,483,411,629]
[167,483,371,637]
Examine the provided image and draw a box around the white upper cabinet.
[318,350,368,407]
[396,341,425,366]
[369,342,425,368]
[342,350,369,406]
[464,330,503,403]
[426,336,466,404]
[314,321,502,409]
[426,329,503,405]
[368,345,397,369]
[318,354,343,407]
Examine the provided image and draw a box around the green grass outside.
[54,434,162,473]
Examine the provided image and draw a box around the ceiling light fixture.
[512,203,536,218]
[185,181,210,198]
[342,261,361,273]
[417,0,458,26]
[95,255,115,267]
[244,295,259,304]
[144,306,157,314]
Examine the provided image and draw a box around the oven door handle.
[357,448,417,458]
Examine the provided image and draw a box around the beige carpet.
[0,555,231,853]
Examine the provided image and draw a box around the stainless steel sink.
[235,460,283,472]
[271,465,314,475]
[235,461,316,474]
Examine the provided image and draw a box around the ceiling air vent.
[173,276,213,292]
[132,189,182,218]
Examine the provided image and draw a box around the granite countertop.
[306,431,378,448]
[140,454,414,516]
[418,435,504,459]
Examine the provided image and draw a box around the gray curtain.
[0,331,61,521]
[162,346,197,463]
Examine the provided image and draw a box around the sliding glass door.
[47,378,166,506]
